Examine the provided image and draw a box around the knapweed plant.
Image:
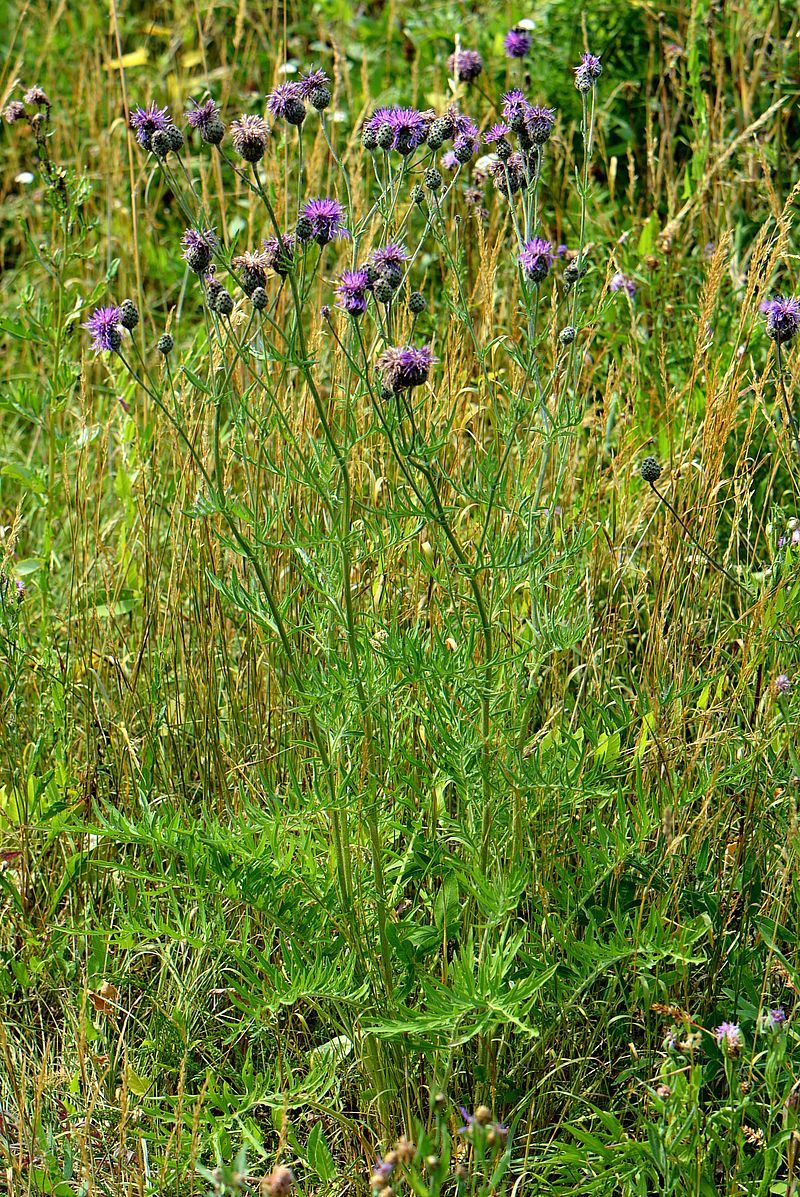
[2,2,800,1192]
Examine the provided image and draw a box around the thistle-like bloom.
[267,82,305,123]
[574,51,602,92]
[448,48,484,82]
[767,1007,787,1028]
[484,122,511,144]
[714,1021,742,1057]
[336,269,371,315]
[441,149,460,172]
[230,113,269,161]
[263,233,296,277]
[233,249,270,295]
[525,105,556,145]
[490,152,526,196]
[24,85,50,107]
[501,89,529,126]
[186,98,224,143]
[368,106,428,155]
[377,344,436,394]
[130,103,172,150]
[84,305,124,354]
[610,271,636,298]
[299,67,330,98]
[299,197,349,245]
[504,27,531,58]
[181,227,217,273]
[761,296,800,344]
[3,100,26,124]
[775,674,792,695]
[519,237,554,282]
[370,243,410,272]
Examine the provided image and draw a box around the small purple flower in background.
[525,105,556,145]
[441,149,459,172]
[267,82,305,124]
[610,271,636,299]
[377,344,436,394]
[181,227,217,273]
[130,103,172,150]
[557,244,569,258]
[370,1158,395,1186]
[574,51,602,92]
[84,305,124,354]
[3,100,27,124]
[485,122,511,144]
[299,197,349,245]
[15,579,25,601]
[775,674,792,695]
[448,48,484,83]
[761,296,800,345]
[714,1021,743,1057]
[519,237,554,282]
[336,269,371,315]
[766,1007,787,1029]
[186,98,224,144]
[298,67,330,98]
[230,113,269,161]
[504,27,532,58]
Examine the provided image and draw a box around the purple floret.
[525,105,556,145]
[186,98,220,132]
[504,28,532,58]
[485,122,511,144]
[369,106,428,154]
[448,48,484,82]
[3,100,26,124]
[768,1007,787,1027]
[299,197,349,245]
[441,149,459,172]
[377,344,436,393]
[501,89,529,125]
[714,1021,742,1056]
[761,296,800,345]
[370,243,410,270]
[84,305,124,354]
[130,103,172,150]
[299,68,330,98]
[574,52,602,92]
[610,271,636,298]
[336,269,371,315]
[519,237,554,282]
[267,82,303,118]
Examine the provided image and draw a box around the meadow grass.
[1,1,800,1194]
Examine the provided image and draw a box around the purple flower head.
[3,100,26,124]
[233,249,270,295]
[187,98,217,130]
[181,227,217,273]
[525,105,556,145]
[767,1007,787,1029]
[485,122,511,145]
[504,27,532,58]
[502,89,530,125]
[441,149,459,172]
[775,674,792,695]
[371,1158,395,1184]
[24,85,50,108]
[457,1106,476,1133]
[575,52,602,92]
[370,243,409,272]
[369,106,428,155]
[267,82,303,119]
[336,269,371,316]
[557,243,569,258]
[130,103,172,150]
[448,48,484,82]
[714,1021,742,1057]
[450,110,479,141]
[299,197,349,245]
[84,305,124,354]
[263,233,296,277]
[490,152,526,197]
[610,271,636,298]
[230,113,269,161]
[299,68,330,98]
[761,296,800,345]
[377,344,436,394]
[519,237,554,282]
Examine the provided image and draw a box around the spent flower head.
[377,344,436,393]
[3,100,26,124]
[448,48,484,82]
[230,113,269,161]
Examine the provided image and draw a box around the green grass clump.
[2,2,800,1194]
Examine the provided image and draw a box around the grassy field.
[2,0,800,1193]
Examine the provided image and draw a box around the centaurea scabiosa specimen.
[299,196,349,244]
[181,227,217,273]
[448,48,483,82]
[84,305,124,354]
[186,98,224,145]
[130,103,172,151]
[762,295,800,459]
[376,345,436,393]
[336,269,371,315]
[267,82,306,125]
[519,237,554,282]
[504,27,532,58]
[230,113,269,161]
